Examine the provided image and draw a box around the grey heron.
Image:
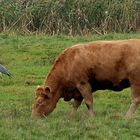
[0,64,11,77]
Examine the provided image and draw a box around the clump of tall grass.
[0,0,140,35]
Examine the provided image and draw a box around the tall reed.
[0,0,139,35]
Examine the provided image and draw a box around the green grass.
[0,33,140,140]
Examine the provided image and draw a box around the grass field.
[0,33,140,140]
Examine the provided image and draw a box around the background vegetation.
[0,0,140,139]
[0,33,140,140]
[0,0,140,35]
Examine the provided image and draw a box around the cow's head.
[31,85,53,118]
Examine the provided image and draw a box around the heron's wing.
[0,64,12,77]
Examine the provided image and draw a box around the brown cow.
[32,39,140,119]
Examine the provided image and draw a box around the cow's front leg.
[77,82,95,117]
[125,84,140,120]
[71,98,83,115]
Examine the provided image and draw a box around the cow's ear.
[36,85,44,96]
[44,86,52,99]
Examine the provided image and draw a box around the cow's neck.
[50,89,61,110]
[44,61,65,94]
[44,61,66,110]
[44,69,63,109]
[45,61,64,89]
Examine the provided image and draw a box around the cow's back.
[61,39,140,88]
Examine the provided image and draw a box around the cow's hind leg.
[77,82,95,117]
[71,98,83,115]
[125,83,140,120]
